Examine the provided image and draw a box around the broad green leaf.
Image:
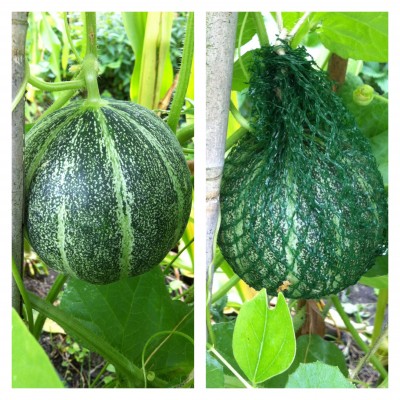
[206,352,224,388]
[212,321,241,374]
[12,309,63,388]
[285,361,355,388]
[359,274,388,289]
[363,255,388,277]
[236,12,257,48]
[60,267,193,383]
[263,334,347,387]
[232,290,295,384]
[315,12,388,62]
[231,50,254,92]
[211,322,247,388]
[296,335,348,376]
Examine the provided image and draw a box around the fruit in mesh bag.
[218,42,387,299]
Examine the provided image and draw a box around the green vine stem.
[229,100,252,132]
[290,12,313,49]
[207,344,252,388]
[82,12,101,106]
[371,288,388,345]
[12,258,34,332]
[252,12,269,46]
[84,12,97,57]
[35,70,85,123]
[211,274,241,304]
[163,237,194,275]
[351,324,388,381]
[238,12,250,82]
[182,148,194,154]
[167,12,194,133]
[29,75,86,92]
[331,295,388,378]
[11,61,29,112]
[63,12,83,63]
[90,361,109,388]
[28,291,168,388]
[176,123,194,145]
[225,126,248,150]
[32,273,69,339]
[141,330,194,388]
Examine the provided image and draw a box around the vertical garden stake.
[206,12,238,270]
[12,12,29,313]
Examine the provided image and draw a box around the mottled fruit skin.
[25,99,192,284]
[218,131,387,299]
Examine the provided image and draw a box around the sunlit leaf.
[12,309,63,388]
[315,12,388,62]
[285,361,355,388]
[263,334,348,387]
[232,290,295,384]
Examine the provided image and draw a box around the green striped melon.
[24,99,192,284]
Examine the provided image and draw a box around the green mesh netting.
[218,41,387,299]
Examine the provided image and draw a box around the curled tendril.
[353,84,375,106]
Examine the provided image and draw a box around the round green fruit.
[25,99,192,284]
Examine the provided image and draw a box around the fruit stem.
[83,12,101,106]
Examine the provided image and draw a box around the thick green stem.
[252,12,269,46]
[225,126,248,150]
[229,100,252,132]
[84,12,97,57]
[64,12,82,62]
[83,54,101,104]
[371,288,388,345]
[12,258,34,332]
[176,123,194,145]
[28,75,85,92]
[331,295,388,378]
[32,274,69,339]
[290,12,313,49]
[167,12,194,133]
[83,12,101,105]
[238,13,249,82]
[36,70,85,123]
